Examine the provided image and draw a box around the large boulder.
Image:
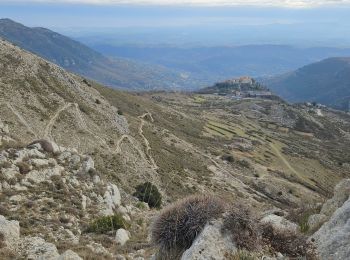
[181,220,236,260]
[311,197,350,259]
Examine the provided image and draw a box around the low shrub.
[260,223,317,259]
[221,154,235,163]
[87,214,129,234]
[133,182,162,208]
[151,195,225,258]
[0,232,5,248]
[223,204,318,259]
[16,161,31,175]
[237,159,251,168]
[222,205,261,251]
[28,139,54,153]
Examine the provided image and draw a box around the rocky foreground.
[1,115,349,259]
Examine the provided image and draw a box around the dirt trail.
[6,103,37,138]
[270,143,301,178]
[138,112,158,170]
[73,103,111,151]
[43,103,72,139]
[115,134,146,160]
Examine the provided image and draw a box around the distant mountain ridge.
[88,43,350,84]
[0,18,198,91]
[265,57,350,111]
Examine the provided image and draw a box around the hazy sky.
[1,0,350,46]
[2,0,350,7]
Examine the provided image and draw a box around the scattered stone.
[57,250,82,260]
[115,228,130,246]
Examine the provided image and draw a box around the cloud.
[3,0,350,8]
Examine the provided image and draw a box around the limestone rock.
[115,228,130,246]
[260,214,299,232]
[21,236,60,260]
[25,166,63,184]
[82,156,94,173]
[57,250,82,260]
[312,197,350,260]
[30,158,50,168]
[0,215,20,247]
[86,242,113,257]
[308,179,350,231]
[181,220,236,260]
[102,183,121,215]
[320,179,350,216]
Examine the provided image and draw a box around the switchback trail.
[43,103,72,140]
[138,112,158,170]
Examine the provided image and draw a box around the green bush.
[87,214,129,234]
[134,182,162,208]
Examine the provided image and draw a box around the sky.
[2,0,350,8]
[1,0,350,46]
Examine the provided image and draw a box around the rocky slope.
[1,38,350,259]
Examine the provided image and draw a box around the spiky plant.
[151,195,226,258]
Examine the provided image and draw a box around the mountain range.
[0,18,199,91]
[88,43,350,85]
[265,57,350,111]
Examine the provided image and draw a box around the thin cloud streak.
[3,0,350,8]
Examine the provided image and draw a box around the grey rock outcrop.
[20,236,60,259]
[312,197,350,260]
[308,179,350,231]
[0,215,20,247]
[261,214,299,232]
[181,220,236,260]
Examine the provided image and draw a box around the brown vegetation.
[151,195,226,258]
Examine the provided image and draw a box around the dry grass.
[260,223,318,259]
[222,204,318,259]
[151,195,226,259]
[222,205,261,251]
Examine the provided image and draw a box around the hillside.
[0,18,198,91]
[1,39,350,259]
[265,57,350,111]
